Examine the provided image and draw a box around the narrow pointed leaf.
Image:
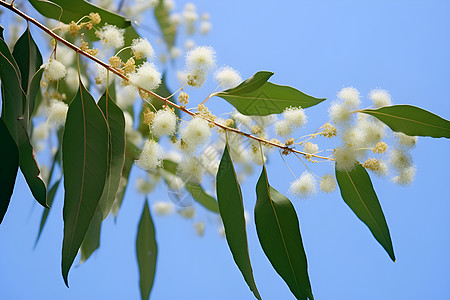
[35,179,61,246]
[112,140,138,218]
[80,209,102,264]
[12,27,43,95]
[61,81,109,286]
[137,200,158,300]
[97,89,126,220]
[360,105,450,138]
[27,68,44,120]
[335,164,395,261]
[0,118,19,224]
[1,37,47,207]
[28,0,131,29]
[185,184,219,213]
[255,166,313,300]
[154,0,177,49]
[216,144,261,300]
[216,72,325,116]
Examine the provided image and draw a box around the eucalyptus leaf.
[136,200,158,300]
[360,105,450,138]
[335,164,395,261]
[0,37,47,208]
[80,209,102,264]
[255,166,313,300]
[0,118,19,224]
[216,71,325,116]
[154,0,176,49]
[35,179,61,247]
[216,144,261,300]
[185,184,219,214]
[97,88,126,220]
[28,0,131,29]
[61,81,109,286]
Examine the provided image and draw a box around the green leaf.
[216,144,261,300]
[0,37,47,208]
[136,199,158,300]
[160,159,219,214]
[335,164,395,261]
[80,209,102,264]
[61,81,109,286]
[27,68,44,120]
[216,71,325,116]
[0,117,19,224]
[154,0,177,49]
[184,184,219,214]
[255,166,313,300]
[112,140,138,218]
[12,27,43,96]
[360,105,450,139]
[35,179,61,246]
[27,0,131,29]
[97,88,126,220]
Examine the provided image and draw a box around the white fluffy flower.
[129,62,161,91]
[163,0,175,11]
[47,99,68,129]
[214,66,242,89]
[290,171,317,198]
[151,108,177,137]
[194,221,205,236]
[186,46,216,72]
[176,70,188,85]
[116,85,138,109]
[389,148,412,171]
[170,47,182,59]
[303,142,319,154]
[180,117,211,152]
[320,174,336,193]
[177,156,204,183]
[131,38,154,60]
[274,120,293,137]
[369,89,392,108]
[184,39,196,50]
[394,132,418,148]
[169,13,181,25]
[135,140,163,170]
[135,177,155,194]
[94,64,116,86]
[329,102,353,125]
[42,58,66,81]
[96,24,125,48]
[152,201,174,216]
[334,146,358,171]
[33,122,50,140]
[231,111,252,129]
[182,9,198,24]
[55,46,75,66]
[177,207,195,219]
[250,146,266,166]
[200,21,212,35]
[283,106,307,128]
[392,166,416,185]
[337,87,360,108]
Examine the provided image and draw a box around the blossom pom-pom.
[369,89,392,108]
[320,174,336,193]
[135,139,163,170]
[151,108,177,137]
[42,58,66,81]
[394,132,418,148]
[129,62,161,92]
[96,24,125,48]
[290,171,317,198]
[283,106,307,128]
[186,46,216,71]
[177,156,204,183]
[303,142,319,154]
[214,66,242,89]
[337,87,360,108]
[180,117,211,152]
[152,201,174,216]
[392,166,416,186]
[274,120,293,137]
[334,146,358,171]
[47,99,68,129]
[131,38,154,60]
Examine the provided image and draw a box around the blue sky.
[1,0,450,299]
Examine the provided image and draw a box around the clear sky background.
[1,0,450,300]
